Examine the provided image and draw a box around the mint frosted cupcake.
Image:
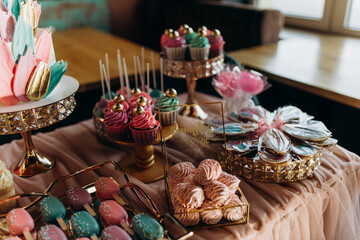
[183,27,197,45]
[189,30,210,60]
[165,31,187,60]
[154,88,179,125]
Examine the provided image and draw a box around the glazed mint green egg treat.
[154,88,179,112]
[131,213,164,240]
[39,196,68,231]
[70,211,100,239]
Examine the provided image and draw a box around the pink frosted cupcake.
[177,24,189,36]
[129,88,153,117]
[165,31,187,60]
[105,94,129,114]
[208,29,225,58]
[160,29,173,56]
[130,106,159,145]
[104,102,131,141]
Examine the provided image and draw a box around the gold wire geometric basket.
[222,149,322,183]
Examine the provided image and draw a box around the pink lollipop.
[6,208,35,240]
[95,177,126,205]
[99,200,133,235]
[239,70,265,94]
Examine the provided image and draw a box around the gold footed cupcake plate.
[93,108,178,183]
[0,76,79,177]
[162,54,224,120]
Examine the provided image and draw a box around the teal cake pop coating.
[70,211,100,238]
[131,213,164,240]
[39,196,67,225]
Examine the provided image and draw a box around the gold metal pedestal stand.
[0,94,76,177]
[162,54,224,119]
[93,109,178,183]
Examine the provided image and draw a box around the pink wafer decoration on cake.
[195,159,222,185]
[223,194,246,222]
[204,181,231,206]
[169,162,196,183]
[35,28,52,64]
[217,172,241,193]
[172,183,204,208]
[200,201,223,225]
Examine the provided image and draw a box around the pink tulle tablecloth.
[1,93,360,240]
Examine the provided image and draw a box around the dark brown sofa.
[108,0,284,51]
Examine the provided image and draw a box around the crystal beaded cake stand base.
[0,76,79,177]
[162,54,224,120]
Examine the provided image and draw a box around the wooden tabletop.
[52,27,160,92]
[228,29,360,109]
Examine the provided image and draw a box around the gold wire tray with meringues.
[0,76,79,177]
[0,160,194,240]
[92,108,178,183]
[159,102,250,230]
[162,54,224,120]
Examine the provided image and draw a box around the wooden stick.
[151,52,156,89]
[133,55,138,89]
[90,235,99,240]
[113,194,126,206]
[120,222,134,235]
[84,204,96,217]
[123,58,131,100]
[57,217,68,231]
[160,57,164,93]
[141,47,145,82]
[137,56,145,91]
[23,230,33,240]
[102,64,112,100]
[117,49,124,94]
[105,53,110,81]
[99,60,105,98]
[147,63,150,94]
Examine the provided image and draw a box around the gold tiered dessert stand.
[162,54,224,119]
[0,76,79,177]
[93,110,178,183]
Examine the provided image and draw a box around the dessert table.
[1,93,360,240]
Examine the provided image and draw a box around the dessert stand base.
[118,145,164,183]
[180,104,208,120]
[11,131,55,177]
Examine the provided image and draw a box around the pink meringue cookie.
[171,183,204,209]
[217,172,240,193]
[173,202,200,226]
[195,159,222,185]
[203,181,231,206]
[200,201,223,225]
[169,162,196,184]
[223,194,246,222]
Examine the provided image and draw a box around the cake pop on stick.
[95,177,126,205]
[131,213,164,240]
[137,56,145,91]
[6,208,35,240]
[151,52,157,89]
[99,60,105,98]
[102,64,112,100]
[117,49,124,94]
[133,55,138,89]
[67,186,96,217]
[147,63,150,94]
[99,200,134,235]
[70,211,100,240]
[160,57,164,93]
[105,53,110,81]
[38,225,67,240]
[39,196,68,231]
[122,58,131,100]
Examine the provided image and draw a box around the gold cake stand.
[93,109,178,183]
[0,76,79,177]
[162,54,224,120]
